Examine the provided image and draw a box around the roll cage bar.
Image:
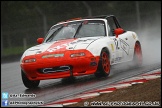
[82,15,122,28]
[58,15,122,29]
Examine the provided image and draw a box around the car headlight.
[70,52,85,58]
[24,58,36,63]
[42,54,64,58]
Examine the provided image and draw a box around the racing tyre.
[95,48,110,78]
[21,70,40,89]
[133,42,142,67]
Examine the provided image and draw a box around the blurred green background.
[1,1,161,60]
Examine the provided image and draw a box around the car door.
[109,36,123,64]
[107,16,130,64]
[117,32,132,62]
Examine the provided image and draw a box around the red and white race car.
[20,15,142,88]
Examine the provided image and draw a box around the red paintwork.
[21,49,100,80]
[45,38,76,53]
[37,38,44,44]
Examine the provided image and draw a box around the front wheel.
[21,70,40,89]
[95,48,110,78]
[133,42,142,67]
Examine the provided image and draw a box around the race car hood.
[22,36,103,58]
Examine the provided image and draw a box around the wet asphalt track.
[1,59,161,107]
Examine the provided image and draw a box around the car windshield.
[44,20,106,43]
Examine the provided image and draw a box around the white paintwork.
[21,18,140,66]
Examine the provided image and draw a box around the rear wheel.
[21,70,40,89]
[133,42,142,67]
[95,48,110,78]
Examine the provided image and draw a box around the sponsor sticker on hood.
[24,37,103,56]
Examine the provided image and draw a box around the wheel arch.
[101,47,110,58]
[86,38,114,61]
[94,46,111,78]
[135,41,141,47]
[134,40,142,53]
[133,40,143,67]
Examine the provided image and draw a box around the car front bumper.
[20,50,100,80]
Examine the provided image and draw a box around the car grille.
[38,66,71,74]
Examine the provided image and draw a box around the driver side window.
[107,18,116,36]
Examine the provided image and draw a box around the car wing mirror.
[37,38,44,44]
[114,28,124,38]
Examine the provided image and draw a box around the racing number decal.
[113,38,119,50]
[113,38,130,55]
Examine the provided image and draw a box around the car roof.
[82,15,115,19]
[51,14,120,29]
[58,15,115,24]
